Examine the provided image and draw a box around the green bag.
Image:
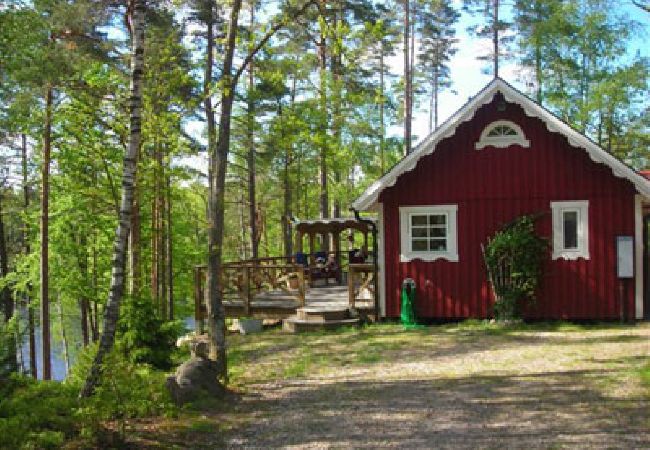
[400,279,418,328]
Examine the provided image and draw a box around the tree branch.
[232,0,319,88]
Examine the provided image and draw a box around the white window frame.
[399,205,458,262]
[475,120,530,150]
[551,200,589,260]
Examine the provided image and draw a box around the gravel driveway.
[224,325,650,449]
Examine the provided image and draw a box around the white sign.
[616,236,634,279]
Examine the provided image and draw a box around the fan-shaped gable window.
[475,120,530,150]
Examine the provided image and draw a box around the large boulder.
[165,357,225,405]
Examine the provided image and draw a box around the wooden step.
[296,306,349,322]
[282,317,360,333]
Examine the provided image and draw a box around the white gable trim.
[352,78,650,211]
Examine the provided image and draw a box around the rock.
[166,357,225,406]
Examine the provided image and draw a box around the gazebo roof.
[293,217,376,234]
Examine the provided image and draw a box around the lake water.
[18,316,196,381]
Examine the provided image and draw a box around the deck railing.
[347,263,376,309]
[194,252,378,326]
[194,261,306,325]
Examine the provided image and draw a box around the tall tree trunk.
[21,134,37,378]
[166,171,173,320]
[79,298,89,346]
[318,14,329,223]
[77,234,90,347]
[410,10,415,135]
[493,0,499,77]
[160,152,167,320]
[0,185,17,373]
[534,1,543,104]
[128,175,141,298]
[403,0,412,155]
[432,63,439,130]
[90,242,99,342]
[41,85,53,380]
[379,46,385,173]
[80,0,146,397]
[239,190,247,259]
[247,1,258,260]
[206,0,242,381]
[57,293,69,374]
[151,141,161,313]
[282,76,297,257]
[332,2,343,220]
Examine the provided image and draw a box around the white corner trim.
[475,120,531,150]
[551,200,590,260]
[377,203,386,318]
[352,78,650,211]
[399,205,459,262]
[635,195,643,319]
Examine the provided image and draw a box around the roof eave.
[351,77,650,209]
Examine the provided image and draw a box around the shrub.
[483,214,548,321]
[116,295,186,369]
[0,375,79,449]
[0,348,178,449]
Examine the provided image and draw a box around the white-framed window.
[475,120,530,150]
[399,205,458,262]
[551,200,589,260]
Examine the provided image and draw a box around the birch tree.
[80,0,146,397]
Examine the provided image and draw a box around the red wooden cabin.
[353,78,650,321]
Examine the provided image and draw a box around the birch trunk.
[80,0,145,397]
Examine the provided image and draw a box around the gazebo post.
[333,229,341,283]
[295,230,303,254]
[309,232,315,264]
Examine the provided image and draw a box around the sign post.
[616,236,634,322]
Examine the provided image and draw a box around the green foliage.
[483,215,548,321]
[0,375,79,449]
[0,353,176,449]
[116,295,186,369]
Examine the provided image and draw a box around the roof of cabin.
[352,77,650,211]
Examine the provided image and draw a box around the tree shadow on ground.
[227,368,649,449]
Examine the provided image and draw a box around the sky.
[178,1,649,175]
[404,0,650,145]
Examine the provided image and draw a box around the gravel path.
[225,327,650,449]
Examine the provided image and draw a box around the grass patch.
[640,361,650,396]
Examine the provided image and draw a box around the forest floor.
[126,321,650,449]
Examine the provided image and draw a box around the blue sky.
[404,0,650,144]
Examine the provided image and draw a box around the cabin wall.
[380,96,637,320]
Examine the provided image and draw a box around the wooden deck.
[223,284,374,319]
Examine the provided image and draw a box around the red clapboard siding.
[380,95,637,320]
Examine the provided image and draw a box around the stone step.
[282,317,360,334]
[296,306,349,322]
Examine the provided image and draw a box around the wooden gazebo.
[293,216,376,266]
